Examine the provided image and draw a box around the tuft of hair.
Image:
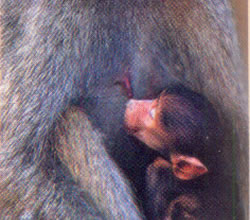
[158,85,221,159]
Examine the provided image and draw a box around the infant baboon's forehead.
[158,93,196,116]
[157,92,204,135]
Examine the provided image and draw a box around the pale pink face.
[124,94,209,181]
[124,98,172,151]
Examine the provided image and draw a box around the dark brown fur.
[145,157,233,220]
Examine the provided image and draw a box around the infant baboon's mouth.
[124,124,140,136]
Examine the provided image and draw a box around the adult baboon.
[0,0,247,219]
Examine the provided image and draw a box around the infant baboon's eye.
[150,108,156,119]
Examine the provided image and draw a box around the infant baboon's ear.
[170,153,208,180]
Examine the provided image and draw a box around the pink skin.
[115,72,133,98]
[124,99,165,151]
[124,98,208,180]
